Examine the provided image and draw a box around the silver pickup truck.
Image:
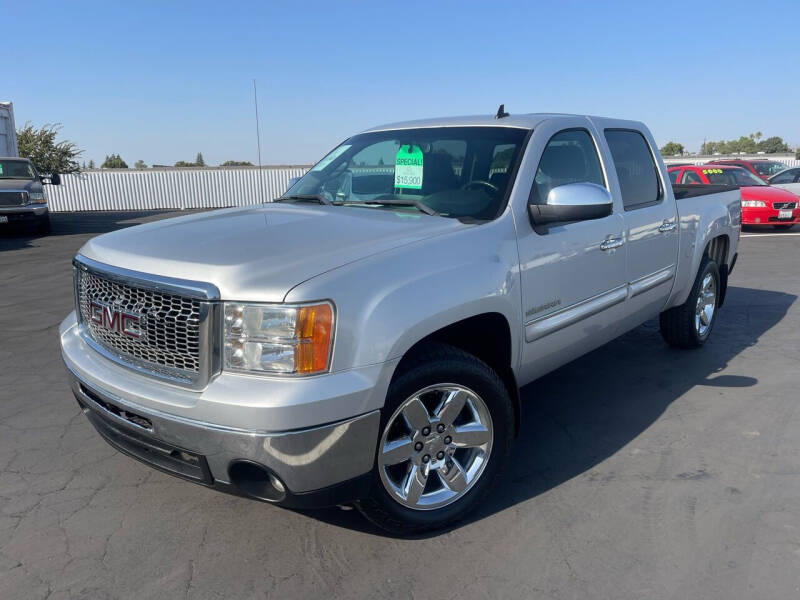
[60,112,740,533]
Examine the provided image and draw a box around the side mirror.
[529,182,613,227]
[51,172,61,185]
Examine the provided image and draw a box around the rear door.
[602,128,679,320]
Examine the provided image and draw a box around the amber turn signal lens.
[295,303,333,373]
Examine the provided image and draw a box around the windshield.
[703,167,766,186]
[0,159,37,180]
[283,126,529,220]
[752,161,787,177]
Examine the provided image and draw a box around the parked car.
[0,157,59,233]
[768,167,800,196]
[706,158,788,181]
[60,113,740,533]
[668,164,798,229]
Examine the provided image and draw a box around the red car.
[706,159,788,181]
[668,165,799,229]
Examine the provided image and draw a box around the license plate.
[0,216,8,224]
[779,210,793,219]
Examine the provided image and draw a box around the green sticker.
[394,145,423,190]
[0,164,3,175]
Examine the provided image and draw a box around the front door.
[515,118,627,384]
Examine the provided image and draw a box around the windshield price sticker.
[702,168,723,174]
[395,145,423,190]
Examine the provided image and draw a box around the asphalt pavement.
[1,212,799,599]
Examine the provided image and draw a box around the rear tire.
[356,343,513,534]
[659,256,720,348]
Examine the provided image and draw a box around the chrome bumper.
[67,367,380,499]
[0,204,48,215]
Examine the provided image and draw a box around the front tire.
[659,256,720,348]
[356,343,513,534]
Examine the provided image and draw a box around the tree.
[134,160,147,169]
[101,154,128,169]
[220,160,254,167]
[195,152,205,167]
[659,141,684,156]
[174,160,195,167]
[16,122,83,174]
[88,159,96,169]
[757,136,790,154]
[796,148,800,160]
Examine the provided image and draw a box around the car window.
[604,130,661,210]
[769,168,798,184]
[668,169,680,184]
[752,161,788,177]
[530,129,605,205]
[681,170,702,184]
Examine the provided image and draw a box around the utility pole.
[253,79,266,203]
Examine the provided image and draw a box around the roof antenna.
[495,104,510,119]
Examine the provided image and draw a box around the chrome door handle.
[658,221,677,233]
[600,237,624,251]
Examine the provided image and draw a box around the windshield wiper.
[275,194,331,205]
[360,199,439,216]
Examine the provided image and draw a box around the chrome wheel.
[695,272,716,338]
[377,384,493,511]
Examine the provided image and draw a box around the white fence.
[662,155,800,169]
[47,167,310,212]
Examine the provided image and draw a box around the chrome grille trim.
[73,255,221,389]
[772,201,797,210]
[0,190,28,207]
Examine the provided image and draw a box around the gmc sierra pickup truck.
[60,112,740,533]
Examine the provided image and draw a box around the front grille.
[0,191,27,207]
[772,202,797,210]
[76,267,204,381]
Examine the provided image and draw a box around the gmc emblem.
[90,301,142,339]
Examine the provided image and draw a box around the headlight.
[741,200,766,208]
[28,192,47,204]
[223,302,334,375]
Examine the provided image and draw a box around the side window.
[681,170,702,184]
[770,169,797,184]
[530,129,605,205]
[668,169,680,184]
[604,130,662,210]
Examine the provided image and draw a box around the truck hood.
[0,178,42,192]
[79,204,466,302]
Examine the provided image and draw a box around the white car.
[768,167,800,196]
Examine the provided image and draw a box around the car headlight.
[28,192,47,204]
[741,200,766,208]
[223,302,334,375]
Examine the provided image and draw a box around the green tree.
[101,154,128,169]
[796,148,800,160]
[16,122,82,174]
[174,160,194,167]
[757,136,790,154]
[659,141,684,156]
[88,159,96,169]
[220,160,254,167]
[133,160,147,169]
[195,152,205,167]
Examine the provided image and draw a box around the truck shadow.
[309,285,795,537]
[0,210,203,251]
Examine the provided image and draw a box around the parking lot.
[1,212,799,599]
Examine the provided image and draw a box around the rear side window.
[530,129,605,205]
[681,170,702,184]
[668,169,680,184]
[770,168,798,184]
[604,130,661,209]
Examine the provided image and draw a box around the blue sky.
[4,1,797,166]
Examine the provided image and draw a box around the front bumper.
[60,312,395,506]
[741,206,800,226]
[0,204,49,219]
